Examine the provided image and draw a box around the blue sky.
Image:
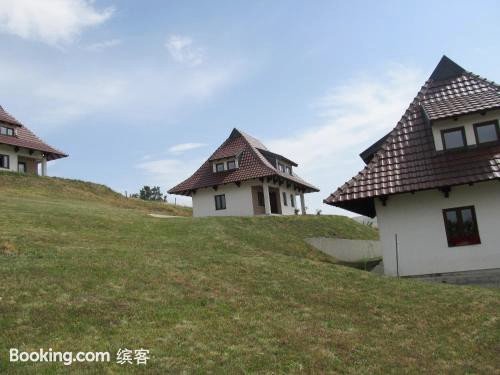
[1,0,499,214]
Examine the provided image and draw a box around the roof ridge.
[235,129,277,173]
[0,105,23,126]
[465,71,500,91]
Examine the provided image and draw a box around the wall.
[251,186,266,215]
[275,182,299,215]
[18,156,38,174]
[192,178,304,217]
[305,238,381,262]
[0,144,43,173]
[432,109,500,151]
[192,181,254,217]
[375,180,500,276]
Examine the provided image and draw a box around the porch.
[251,181,307,215]
[16,155,47,176]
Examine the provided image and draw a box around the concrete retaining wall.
[305,238,382,262]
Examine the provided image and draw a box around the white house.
[168,129,319,217]
[0,106,67,175]
[324,56,500,277]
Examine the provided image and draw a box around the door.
[269,191,278,214]
[18,162,26,173]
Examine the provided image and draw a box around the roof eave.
[427,105,500,124]
[324,197,376,218]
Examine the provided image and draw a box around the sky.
[0,0,499,215]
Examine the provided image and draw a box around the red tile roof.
[324,56,500,217]
[168,129,319,195]
[0,106,67,160]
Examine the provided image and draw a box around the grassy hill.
[0,174,498,373]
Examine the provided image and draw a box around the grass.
[0,173,499,374]
[0,171,192,217]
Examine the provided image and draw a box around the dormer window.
[216,162,224,172]
[227,160,236,170]
[474,120,499,145]
[441,127,466,150]
[0,126,14,136]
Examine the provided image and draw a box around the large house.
[0,106,67,175]
[324,56,500,277]
[169,129,319,217]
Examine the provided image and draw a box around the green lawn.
[0,174,499,374]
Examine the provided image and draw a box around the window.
[441,127,466,150]
[474,121,499,145]
[285,166,292,175]
[277,163,285,172]
[0,154,9,169]
[18,162,26,173]
[214,194,226,210]
[216,163,225,172]
[227,160,236,170]
[442,206,481,247]
[0,126,14,136]
[290,194,295,207]
[257,192,264,207]
[282,192,287,206]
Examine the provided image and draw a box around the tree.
[139,186,164,201]
[150,186,163,201]
[139,186,152,200]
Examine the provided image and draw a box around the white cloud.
[266,64,425,215]
[165,34,204,66]
[84,38,121,51]
[168,142,206,154]
[0,54,244,127]
[0,0,113,45]
[34,77,127,123]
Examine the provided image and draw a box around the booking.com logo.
[9,348,111,366]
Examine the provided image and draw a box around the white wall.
[277,183,299,215]
[375,180,500,276]
[0,143,18,172]
[191,178,304,217]
[432,109,500,151]
[192,181,254,217]
[0,144,43,173]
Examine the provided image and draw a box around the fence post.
[395,233,400,279]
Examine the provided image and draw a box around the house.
[324,56,500,277]
[0,106,67,175]
[168,129,319,217]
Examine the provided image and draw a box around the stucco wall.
[192,178,303,217]
[192,181,254,217]
[305,238,382,262]
[432,109,500,151]
[375,180,500,276]
[0,144,43,173]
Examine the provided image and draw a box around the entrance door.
[18,162,26,173]
[269,191,278,214]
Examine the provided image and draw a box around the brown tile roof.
[0,106,67,160]
[168,129,319,195]
[422,80,500,121]
[0,106,23,126]
[324,56,500,217]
